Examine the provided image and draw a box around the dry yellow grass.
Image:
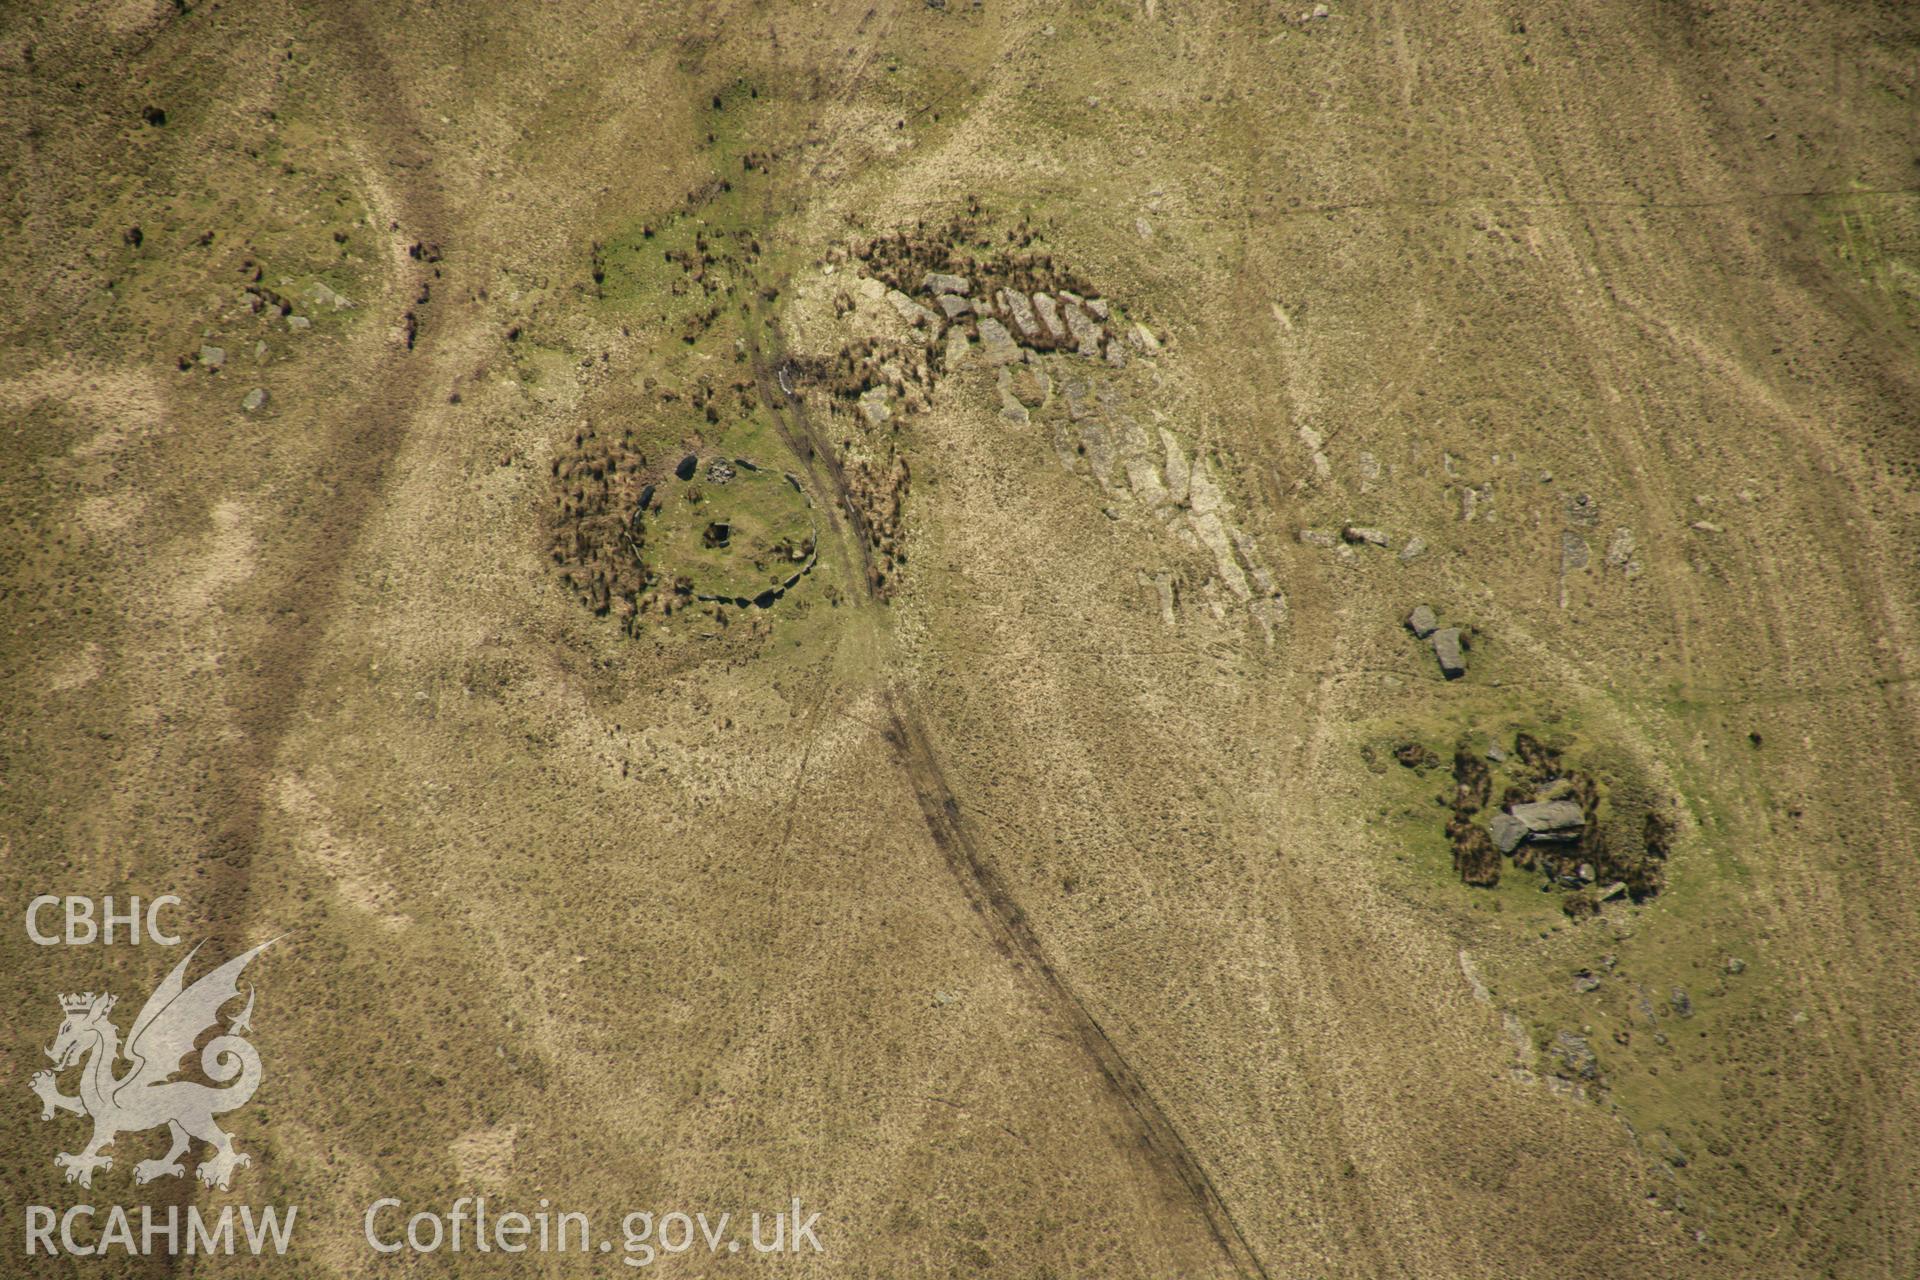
[3,2,1917,1277]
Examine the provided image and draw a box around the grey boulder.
[1431,626,1467,679]
[976,318,1021,365]
[1489,813,1530,853]
[922,271,970,296]
[1511,799,1584,835]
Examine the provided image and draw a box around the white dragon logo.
[30,940,274,1190]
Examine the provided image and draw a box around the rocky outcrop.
[798,210,1277,640]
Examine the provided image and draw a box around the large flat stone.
[1511,799,1584,833]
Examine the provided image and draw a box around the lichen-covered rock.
[886,288,940,328]
[1031,292,1068,345]
[1063,301,1101,356]
[999,288,1041,342]
[976,317,1021,365]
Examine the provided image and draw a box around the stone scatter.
[783,207,1279,642]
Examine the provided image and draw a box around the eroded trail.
[148,6,458,1273]
[200,1,452,931]
[744,300,1269,1280]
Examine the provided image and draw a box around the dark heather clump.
[1453,749,1492,814]
[1394,743,1441,772]
[1447,815,1502,887]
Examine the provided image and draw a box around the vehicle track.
[743,292,1270,1280]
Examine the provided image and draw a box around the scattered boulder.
[241,387,268,412]
[1550,1030,1599,1081]
[1405,604,1437,637]
[1398,536,1428,561]
[921,271,970,295]
[199,344,226,370]
[1342,524,1390,547]
[859,384,892,426]
[935,293,973,320]
[1431,626,1467,679]
[307,281,353,310]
